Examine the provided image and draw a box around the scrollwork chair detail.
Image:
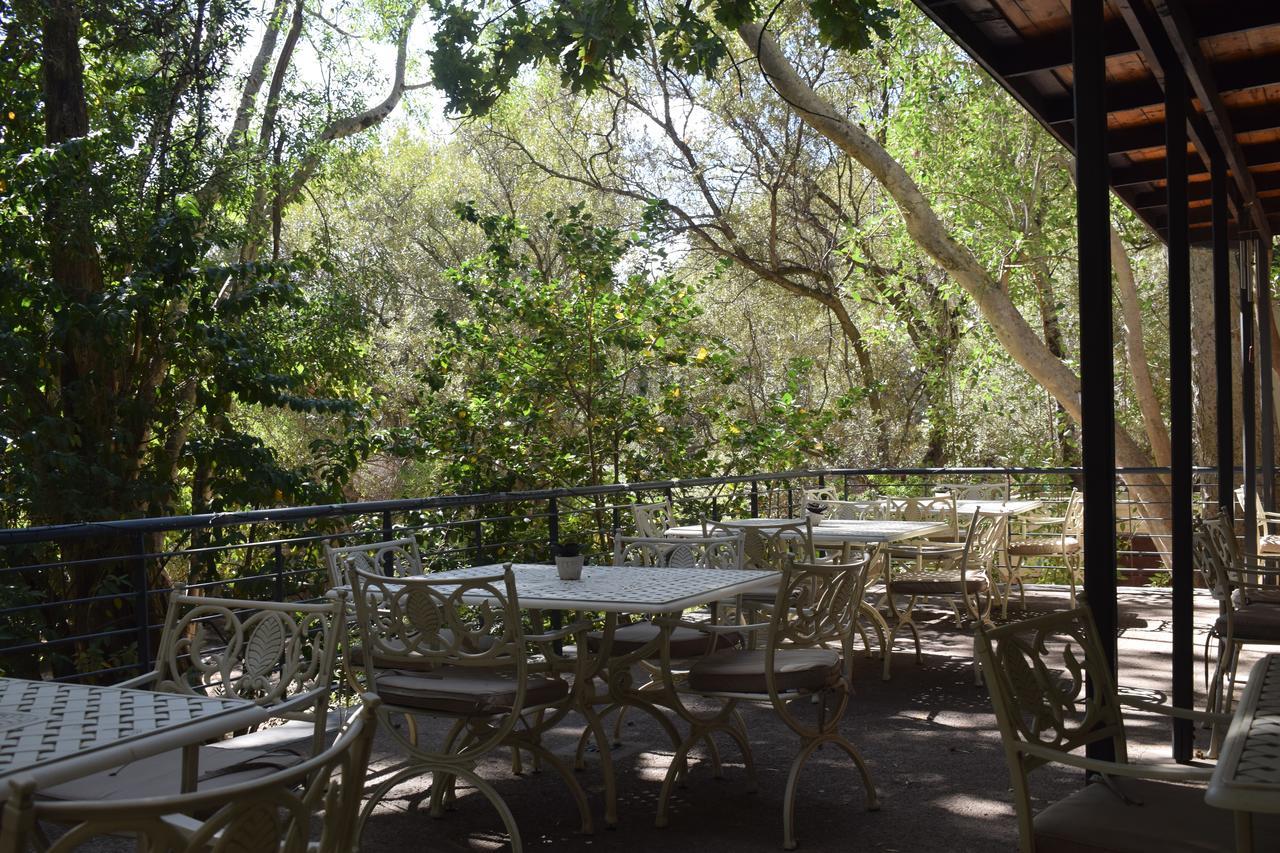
[41,590,346,802]
[351,563,594,852]
[651,547,883,850]
[886,510,1007,684]
[324,536,423,589]
[0,694,379,853]
[975,605,1269,853]
[631,500,676,538]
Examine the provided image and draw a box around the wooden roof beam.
[1154,0,1272,240]
[1133,171,1280,211]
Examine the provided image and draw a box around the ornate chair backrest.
[703,519,814,571]
[631,500,676,538]
[755,545,883,735]
[0,695,380,853]
[1061,489,1085,538]
[887,494,959,539]
[324,536,423,589]
[802,487,839,505]
[351,564,520,673]
[975,606,1128,851]
[960,511,1008,579]
[614,533,744,570]
[824,499,888,520]
[935,483,1008,501]
[149,589,344,718]
[1193,518,1235,604]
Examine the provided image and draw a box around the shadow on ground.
[359,585,1230,852]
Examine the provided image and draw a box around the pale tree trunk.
[737,22,1172,564]
[1190,246,1217,466]
[1112,226,1170,471]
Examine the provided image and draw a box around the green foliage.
[427,0,895,115]
[412,202,847,495]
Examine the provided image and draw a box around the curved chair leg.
[453,765,525,853]
[859,600,892,680]
[655,736,698,828]
[781,734,879,850]
[359,763,428,838]
[519,740,594,835]
[579,702,619,827]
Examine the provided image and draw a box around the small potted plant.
[555,541,585,580]
[805,500,829,527]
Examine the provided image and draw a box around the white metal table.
[1207,653,1280,850]
[955,499,1044,517]
[0,676,269,798]
[430,562,778,613]
[419,562,778,827]
[665,518,951,546]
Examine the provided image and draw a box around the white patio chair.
[976,605,1277,853]
[886,511,1007,683]
[651,547,883,849]
[1234,485,1280,560]
[631,499,676,537]
[350,563,594,851]
[1,694,379,853]
[1002,488,1083,616]
[39,589,345,802]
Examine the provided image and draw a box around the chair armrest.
[1017,741,1214,782]
[266,686,332,716]
[115,671,159,689]
[653,616,771,635]
[1119,694,1233,727]
[525,620,595,645]
[1021,515,1066,527]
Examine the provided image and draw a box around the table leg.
[180,742,199,793]
[1234,810,1253,853]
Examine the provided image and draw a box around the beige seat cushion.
[1259,534,1280,555]
[376,667,568,716]
[889,570,987,596]
[1008,536,1081,557]
[1216,604,1280,641]
[585,621,741,658]
[888,541,965,560]
[1033,775,1280,853]
[687,648,841,694]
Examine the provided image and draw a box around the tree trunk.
[737,22,1172,564]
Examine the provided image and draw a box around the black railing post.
[1244,243,1259,553]
[133,532,151,673]
[273,541,285,602]
[381,510,395,575]
[548,497,560,558]
[750,480,759,518]
[711,496,720,522]
[1074,0,1118,765]
[1213,155,1234,520]
[1259,239,1274,512]
[842,474,850,500]
[1165,64,1194,762]
[472,515,484,563]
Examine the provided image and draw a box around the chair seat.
[39,718,330,801]
[585,621,741,658]
[1259,534,1280,555]
[887,541,966,559]
[375,667,569,716]
[889,570,987,595]
[687,647,841,694]
[1215,603,1280,641]
[1033,775,1280,853]
[1008,536,1081,557]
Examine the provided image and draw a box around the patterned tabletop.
[1207,654,1280,813]
[0,677,268,794]
[955,499,1044,516]
[426,563,779,612]
[665,518,951,545]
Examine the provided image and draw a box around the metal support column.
[1073,0,1119,753]
[1243,242,1258,553]
[1259,239,1275,511]
[1213,158,1234,519]
[1165,68,1194,762]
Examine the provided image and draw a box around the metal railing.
[0,466,1227,683]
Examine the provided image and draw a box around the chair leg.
[518,739,594,835]
[577,702,619,827]
[1223,641,1242,715]
[858,600,892,680]
[781,732,880,851]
